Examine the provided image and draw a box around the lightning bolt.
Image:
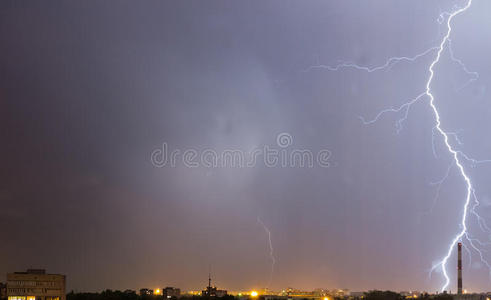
[257,216,275,288]
[304,0,491,292]
[424,0,476,292]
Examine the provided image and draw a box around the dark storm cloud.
[2,0,491,293]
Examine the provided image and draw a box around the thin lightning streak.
[447,130,464,146]
[470,190,491,235]
[359,92,427,134]
[257,217,275,288]
[461,242,472,270]
[420,163,454,221]
[464,234,491,278]
[303,47,438,73]
[465,232,491,248]
[457,151,491,167]
[448,39,479,91]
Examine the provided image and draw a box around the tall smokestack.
[458,242,462,295]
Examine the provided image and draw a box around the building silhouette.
[6,269,65,300]
[201,274,227,298]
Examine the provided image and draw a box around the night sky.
[2,0,491,294]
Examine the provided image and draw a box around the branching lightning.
[424,2,474,291]
[448,39,479,91]
[303,46,438,73]
[358,91,427,134]
[304,0,491,292]
[257,216,275,288]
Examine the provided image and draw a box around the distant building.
[140,289,153,296]
[6,269,65,300]
[202,285,228,297]
[282,289,315,300]
[201,274,227,298]
[1,283,7,300]
[162,287,180,299]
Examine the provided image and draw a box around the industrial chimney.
[458,242,463,295]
